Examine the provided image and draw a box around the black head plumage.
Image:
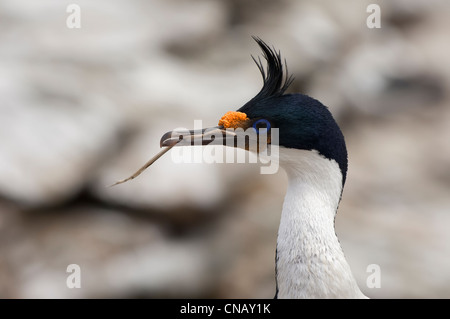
[238,37,348,186]
[245,36,294,105]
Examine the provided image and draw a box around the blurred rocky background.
[0,0,449,298]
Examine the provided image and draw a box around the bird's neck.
[276,149,364,298]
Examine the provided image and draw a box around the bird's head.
[161,37,348,186]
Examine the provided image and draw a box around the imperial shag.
[156,37,365,298]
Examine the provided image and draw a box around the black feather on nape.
[249,36,294,103]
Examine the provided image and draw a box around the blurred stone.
[0,64,121,205]
[0,206,214,298]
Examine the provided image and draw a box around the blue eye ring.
[252,119,271,134]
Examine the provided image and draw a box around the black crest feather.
[248,36,294,104]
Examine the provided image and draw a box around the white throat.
[275,148,365,299]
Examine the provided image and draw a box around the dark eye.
[252,119,271,134]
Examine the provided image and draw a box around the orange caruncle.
[218,111,248,129]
